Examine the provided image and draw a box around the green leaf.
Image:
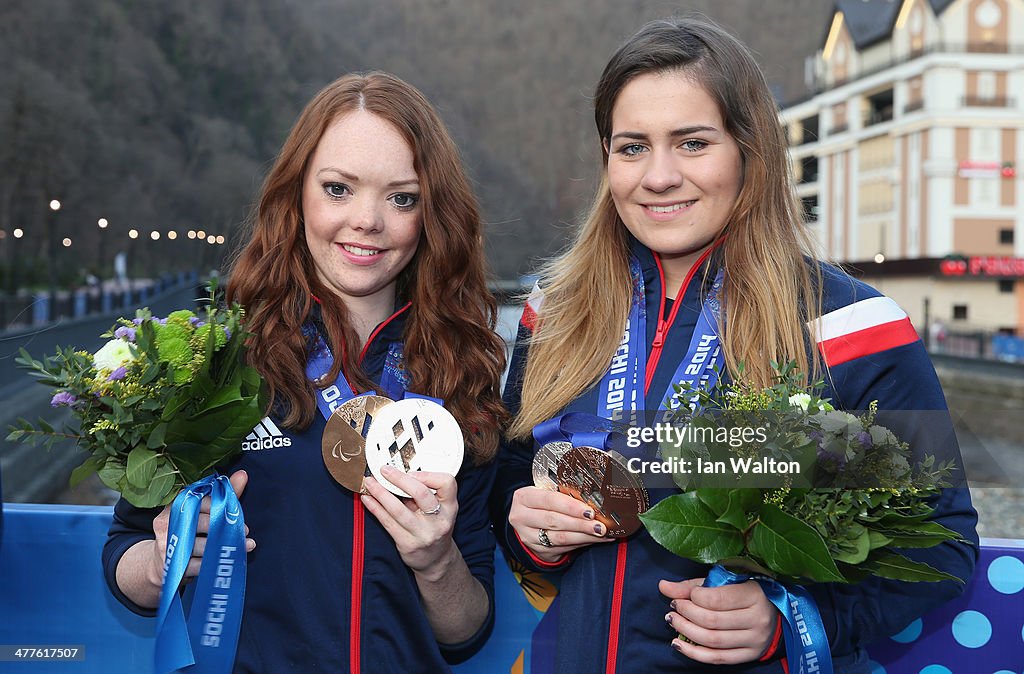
[202,383,244,412]
[639,492,744,564]
[70,456,105,487]
[146,423,168,449]
[866,530,893,550]
[865,552,963,583]
[832,529,870,565]
[97,459,127,492]
[121,477,174,509]
[874,522,960,548]
[126,447,159,488]
[748,504,845,583]
[696,488,758,531]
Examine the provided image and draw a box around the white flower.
[788,393,812,410]
[789,393,834,412]
[93,339,137,372]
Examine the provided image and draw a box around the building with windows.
[782,0,1024,337]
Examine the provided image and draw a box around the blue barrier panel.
[32,296,49,325]
[73,292,87,318]
[0,504,153,673]
[1,505,1021,672]
[992,334,1024,362]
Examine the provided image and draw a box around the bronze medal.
[322,395,394,493]
[555,445,649,538]
[532,441,572,491]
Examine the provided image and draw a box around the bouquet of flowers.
[8,295,266,508]
[639,361,963,585]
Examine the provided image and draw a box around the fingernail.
[583,509,594,520]
[672,640,683,653]
[594,523,604,535]
[664,612,673,624]
[670,600,677,612]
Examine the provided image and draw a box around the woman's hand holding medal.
[509,486,615,563]
[323,395,467,576]
[362,468,460,577]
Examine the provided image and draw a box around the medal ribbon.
[703,565,834,674]
[532,412,644,460]
[155,474,246,674]
[303,324,412,422]
[597,257,725,419]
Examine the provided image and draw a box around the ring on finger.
[538,528,553,548]
[420,502,442,516]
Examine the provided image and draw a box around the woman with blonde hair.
[105,72,507,671]
[494,18,977,673]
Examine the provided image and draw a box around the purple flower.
[856,431,873,448]
[156,318,167,326]
[132,317,144,325]
[50,392,78,407]
[107,366,128,381]
[189,317,205,327]
[114,326,136,342]
[223,327,231,339]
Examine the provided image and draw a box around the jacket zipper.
[347,301,411,674]
[606,246,718,673]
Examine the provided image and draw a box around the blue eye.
[324,183,350,199]
[681,140,708,152]
[618,143,647,157]
[389,193,419,210]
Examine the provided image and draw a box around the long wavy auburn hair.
[227,72,507,462]
[509,17,825,439]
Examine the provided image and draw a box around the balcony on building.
[799,155,819,185]
[904,97,925,114]
[798,115,819,145]
[863,89,894,127]
[961,95,1016,108]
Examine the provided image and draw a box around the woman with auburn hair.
[494,17,977,673]
[104,72,507,671]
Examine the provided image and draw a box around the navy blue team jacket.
[493,241,979,674]
[104,303,497,672]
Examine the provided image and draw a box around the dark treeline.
[0,0,831,286]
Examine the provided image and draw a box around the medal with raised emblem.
[555,445,649,538]
[363,398,464,498]
[322,395,394,493]
[532,441,572,491]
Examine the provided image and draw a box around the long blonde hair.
[509,17,823,440]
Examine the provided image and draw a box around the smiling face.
[302,110,422,309]
[606,69,743,289]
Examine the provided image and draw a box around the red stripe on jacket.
[818,316,920,367]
